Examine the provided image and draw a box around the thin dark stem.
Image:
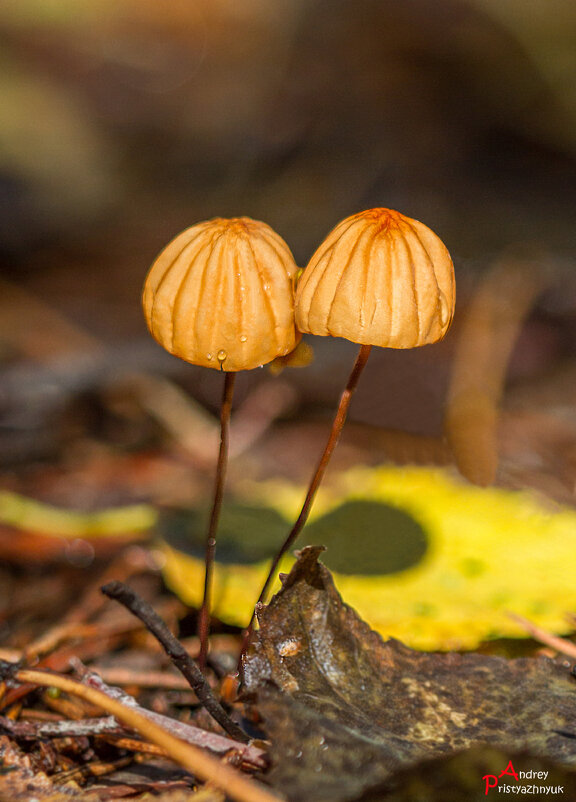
[101,580,249,743]
[198,371,236,671]
[240,343,372,661]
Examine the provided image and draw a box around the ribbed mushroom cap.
[143,217,300,371]
[295,208,455,348]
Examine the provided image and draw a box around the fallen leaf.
[360,746,576,802]
[0,491,155,562]
[0,491,155,539]
[160,466,576,649]
[243,547,576,802]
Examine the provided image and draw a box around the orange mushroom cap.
[142,217,300,371]
[295,208,455,349]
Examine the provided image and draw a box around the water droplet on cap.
[206,353,213,360]
[217,349,227,362]
[239,335,247,343]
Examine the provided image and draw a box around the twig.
[101,580,249,743]
[0,663,278,802]
[101,736,169,756]
[91,667,196,691]
[0,712,122,739]
[82,672,266,768]
[3,690,266,768]
[52,756,134,786]
[1,602,174,708]
[508,612,576,660]
[22,548,164,665]
[25,624,101,662]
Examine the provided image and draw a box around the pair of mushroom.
[142,209,456,666]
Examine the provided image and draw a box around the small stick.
[508,612,576,661]
[3,704,265,767]
[101,581,248,744]
[52,756,134,785]
[0,664,278,802]
[199,371,236,671]
[91,667,196,691]
[83,672,266,768]
[6,667,265,767]
[101,737,168,756]
[242,344,372,657]
[0,712,122,739]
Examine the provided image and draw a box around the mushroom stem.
[241,343,372,659]
[198,371,236,671]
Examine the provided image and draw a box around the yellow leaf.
[0,491,156,539]
[159,467,576,650]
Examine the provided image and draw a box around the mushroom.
[143,216,299,667]
[246,208,455,640]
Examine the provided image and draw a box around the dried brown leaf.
[360,746,576,802]
[243,547,576,801]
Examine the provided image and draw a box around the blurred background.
[1,0,576,521]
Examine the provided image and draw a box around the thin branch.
[83,671,266,768]
[0,663,277,802]
[1,712,121,739]
[508,612,576,661]
[101,581,248,743]
[91,667,196,691]
[1,683,265,767]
